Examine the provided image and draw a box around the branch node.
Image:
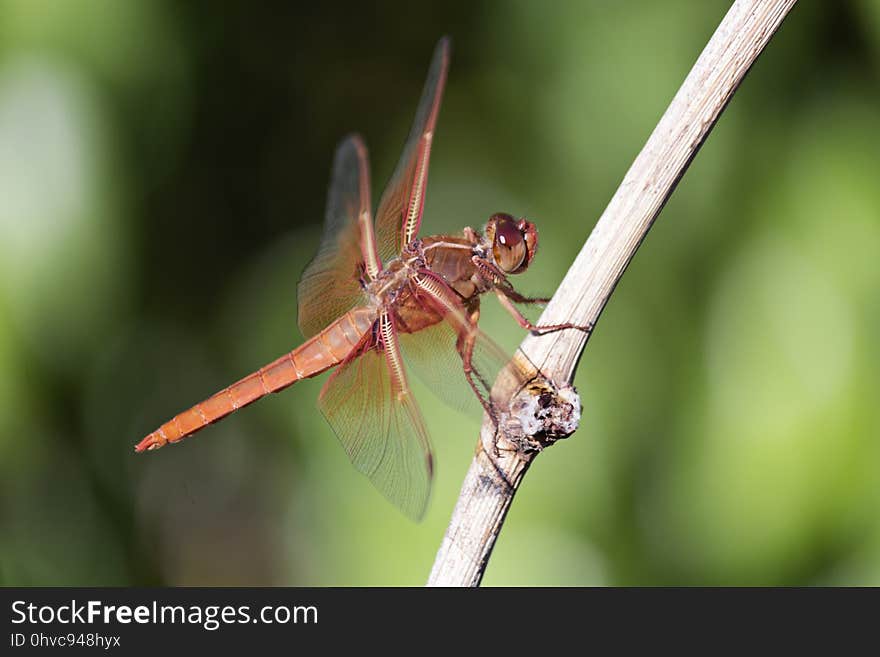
[501,378,581,454]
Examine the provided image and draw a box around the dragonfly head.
[484,213,538,275]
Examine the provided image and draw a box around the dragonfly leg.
[496,286,550,305]
[455,306,498,423]
[494,288,593,334]
[472,255,587,328]
[472,255,506,285]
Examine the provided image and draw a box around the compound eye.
[492,215,526,273]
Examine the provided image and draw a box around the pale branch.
[427,0,799,587]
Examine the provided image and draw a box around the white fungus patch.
[504,379,582,452]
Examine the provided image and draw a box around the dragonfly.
[136,38,588,520]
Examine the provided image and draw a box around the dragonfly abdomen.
[135,306,376,452]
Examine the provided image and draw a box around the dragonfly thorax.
[365,255,417,308]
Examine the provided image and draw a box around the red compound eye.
[490,213,526,273]
[495,215,522,248]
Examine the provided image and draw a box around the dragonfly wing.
[399,271,519,418]
[374,38,450,262]
[318,311,433,520]
[298,135,379,338]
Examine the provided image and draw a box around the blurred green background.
[1,0,878,586]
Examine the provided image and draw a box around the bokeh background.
[1,0,879,586]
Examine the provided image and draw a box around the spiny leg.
[471,254,593,334]
[454,306,506,456]
[496,285,550,305]
[494,288,593,334]
[456,307,493,415]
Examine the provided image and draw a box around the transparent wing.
[318,312,433,520]
[298,135,378,338]
[374,38,450,262]
[399,271,518,418]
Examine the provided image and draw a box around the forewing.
[374,38,450,261]
[298,135,378,338]
[318,312,433,520]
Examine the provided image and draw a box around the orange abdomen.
[135,307,376,452]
